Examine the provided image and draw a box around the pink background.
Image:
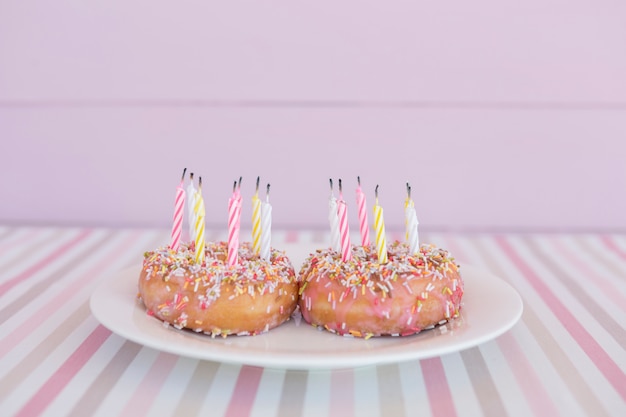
[1,1,625,231]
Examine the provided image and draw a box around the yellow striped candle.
[251,176,262,255]
[194,178,206,264]
[373,185,388,264]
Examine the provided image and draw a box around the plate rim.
[90,263,523,370]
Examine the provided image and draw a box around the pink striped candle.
[355,176,371,247]
[337,179,352,262]
[227,180,241,266]
[169,168,186,251]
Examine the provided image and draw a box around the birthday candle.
[328,179,341,252]
[405,183,419,254]
[373,185,388,264]
[260,184,272,261]
[251,177,262,255]
[186,172,197,242]
[355,176,371,247]
[227,180,241,266]
[170,168,186,251]
[337,179,352,262]
[194,177,205,264]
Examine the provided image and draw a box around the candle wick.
[189,172,194,181]
[266,183,271,202]
[232,180,237,193]
[338,179,343,195]
[198,176,202,189]
[407,182,411,199]
[181,168,187,181]
[357,176,361,187]
[238,176,242,190]
[255,176,260,193]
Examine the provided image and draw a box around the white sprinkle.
[407,316,413,325]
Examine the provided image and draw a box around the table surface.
[1,226,625,417]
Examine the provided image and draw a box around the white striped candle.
[186,172,197,242]
[260,184,272,261]
[328,179,341,252]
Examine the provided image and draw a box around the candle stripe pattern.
[405,204,419,254]
[169,180,185,251]
[186,182,196,242]
[194,192,205,264]
[228,197,240,266]
[337,200,352,262]
[329,197,341,252]
[260,201,272,261]
[373,204,388,264]
[252,195,262,254]
[356,185,370,247]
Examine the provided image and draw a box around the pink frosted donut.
[298,242,464,338]
[138,241,299,337]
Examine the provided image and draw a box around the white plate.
[90,251,522,370]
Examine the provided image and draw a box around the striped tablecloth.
[1,226,625,417]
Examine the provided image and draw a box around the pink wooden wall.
[1,1,625,231]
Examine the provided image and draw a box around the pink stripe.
[600,235,626,260]
[0,231,142,359]
[15,325,112,417]
[441,236,559,414]
[548,236,626,308]
[421,357,457,417]
[496,236,626,401]
[497,333,560,415]
[223,365,264,416]
[329,369,354,417]
[0,229,92,295]
[120,352,179,416]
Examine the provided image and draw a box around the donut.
[138,241,299,337]
[298,242,463,338]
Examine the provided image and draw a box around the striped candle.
[186,172,197,242]
[252,177,262,255]
[328,179,341,252]
[194,177,205,264]
[227,180,241,266]
[337,179,352,262]
[405,183,419,254]
[260,184,272,261]
[373,185,388,264]
[355,176,371,247]
[169,168,187,251]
